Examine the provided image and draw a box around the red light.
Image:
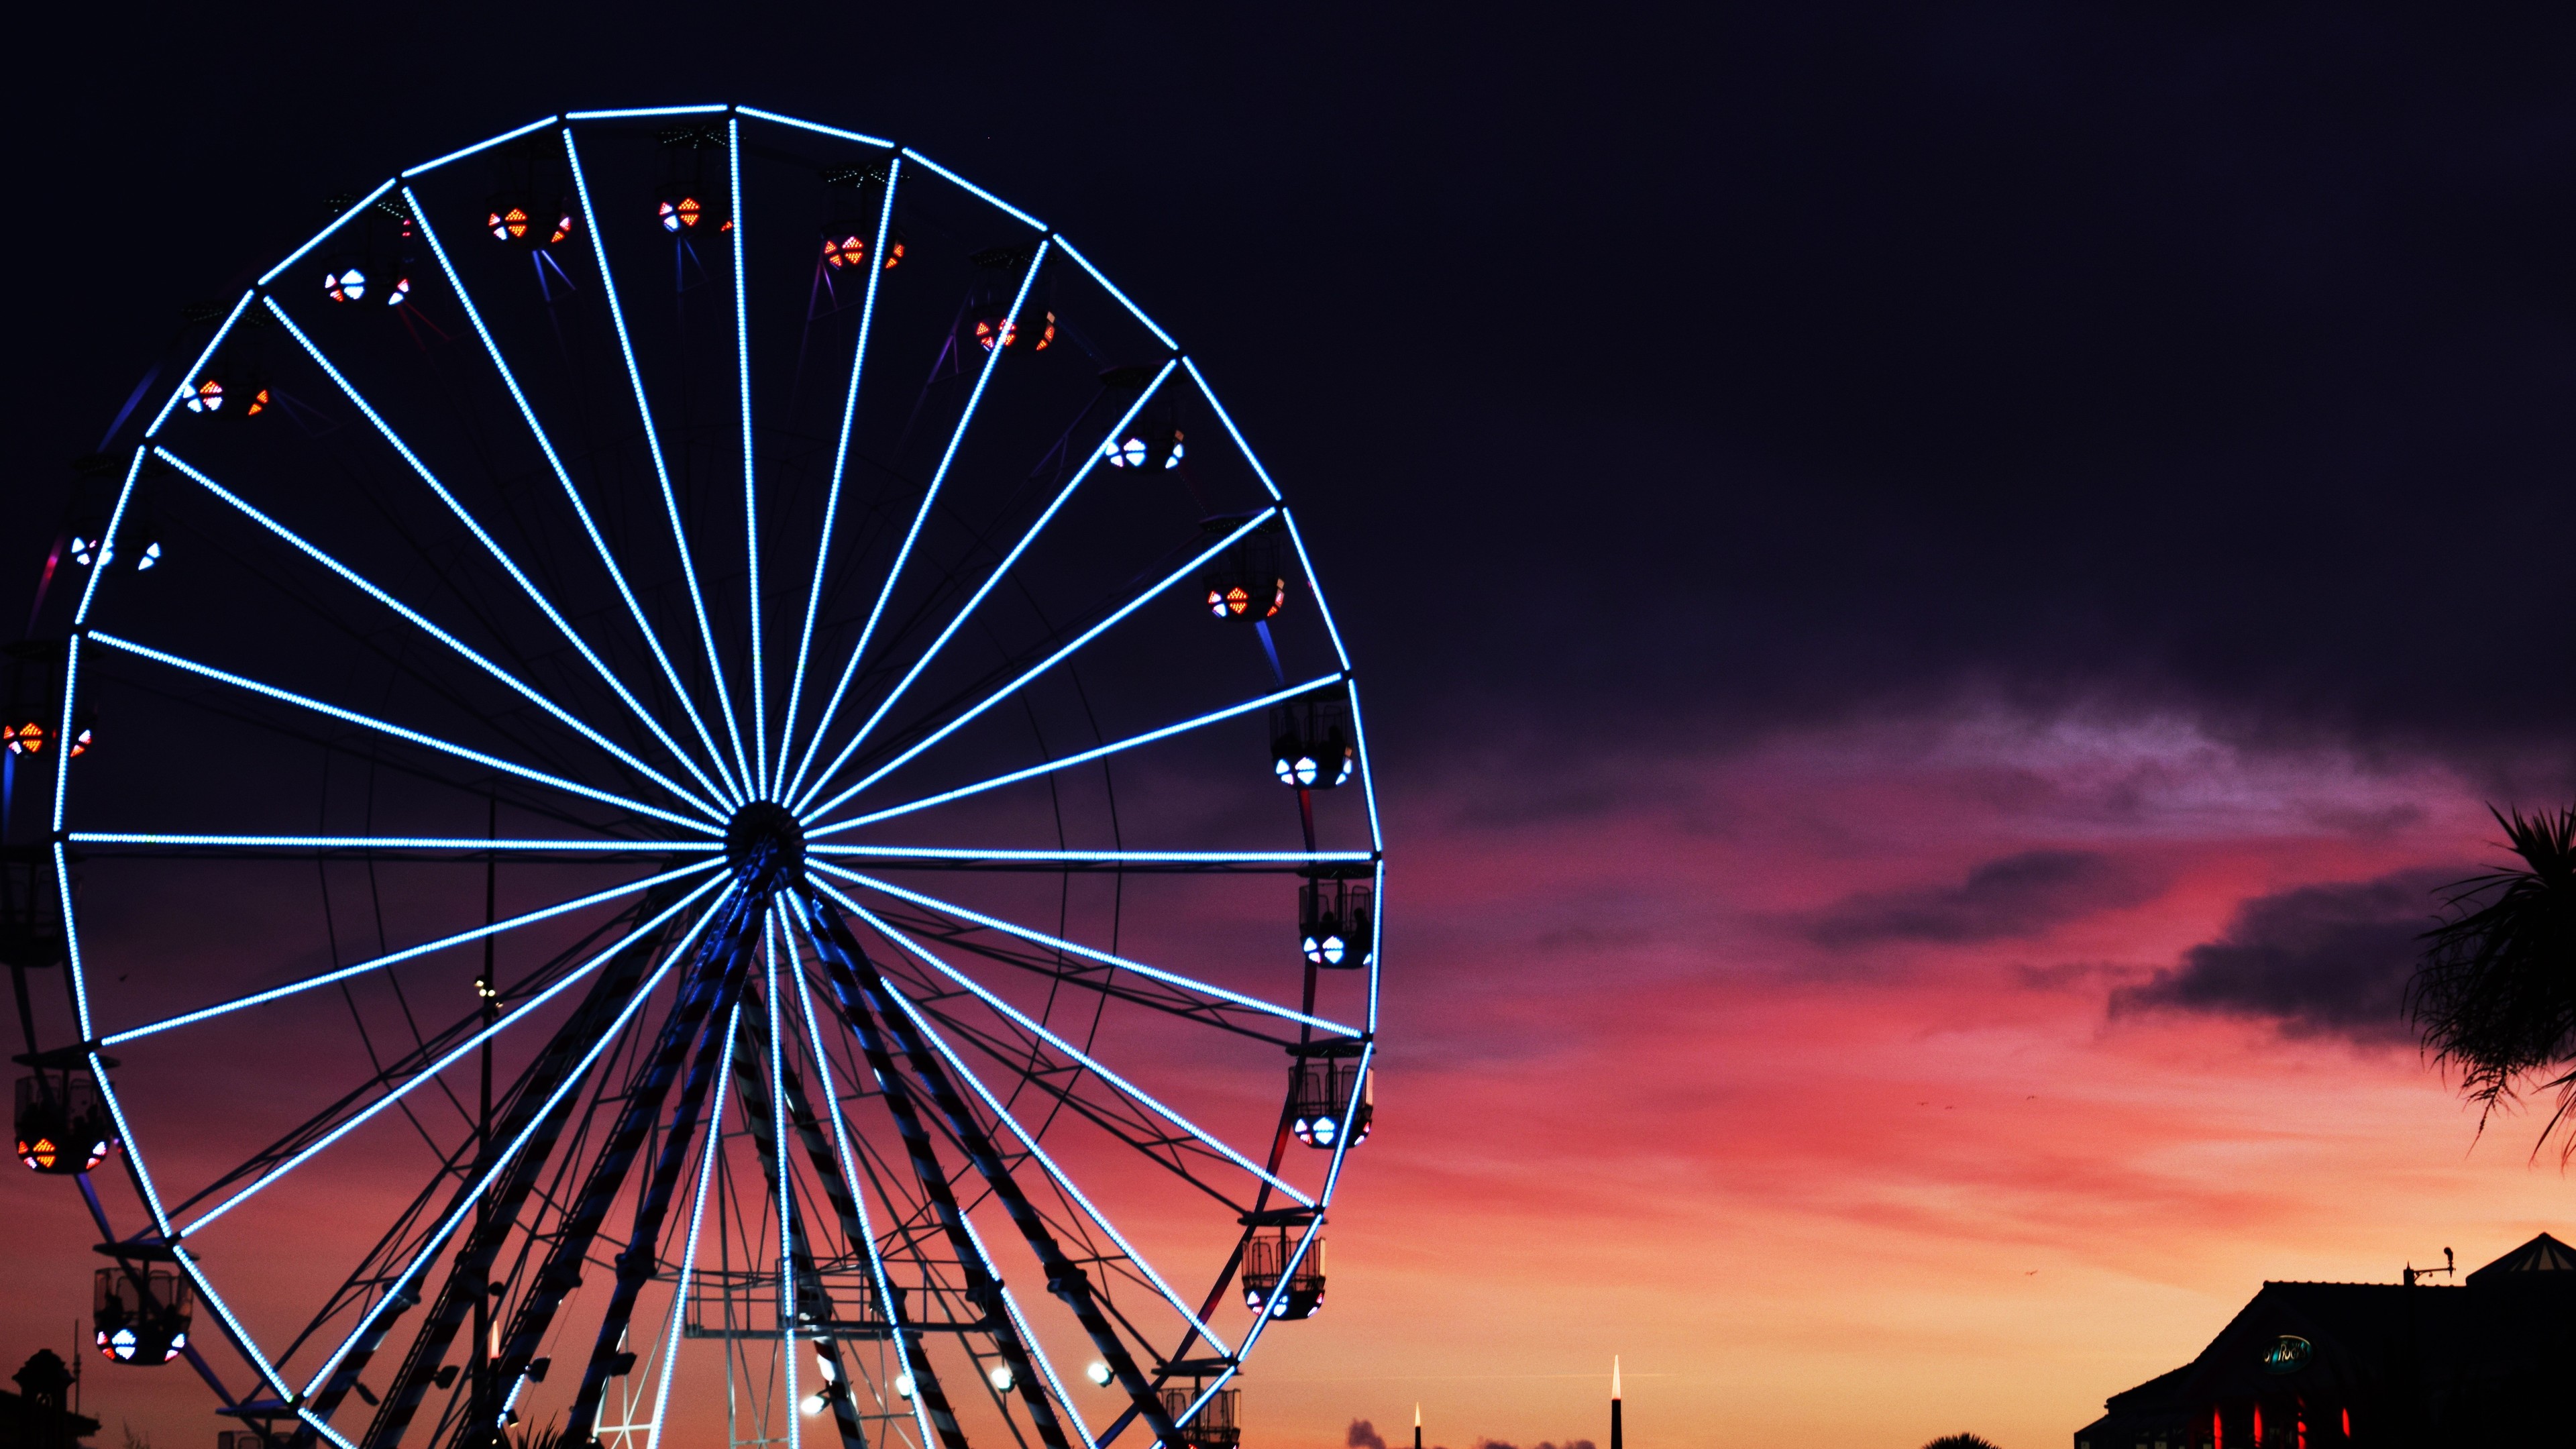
[549,214,574,246]
[822,234,865,269]
[5,721,45,755]
[490,206,530,241]
[244,388,270,419]
[972,309,1056,353]
[69,726,91,759]
[184,379,223,414]
[659,197,702,232]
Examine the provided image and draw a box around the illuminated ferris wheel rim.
[36,100,1383,1449]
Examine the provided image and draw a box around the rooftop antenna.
[2402,1246,2455,1287]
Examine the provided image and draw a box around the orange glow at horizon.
[3,707,2567,1449]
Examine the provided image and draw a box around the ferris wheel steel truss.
[36,101,1383,1449]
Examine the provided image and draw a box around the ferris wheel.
[4,103,1380,1449]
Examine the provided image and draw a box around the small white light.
[1085,1361,1112,1387]
[896,1373,915,1400]
[989,1364,1014,1393]
[815,1354,836,1382]
[800,1395,827,1417]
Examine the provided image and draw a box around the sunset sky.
[9,9,2576,1449]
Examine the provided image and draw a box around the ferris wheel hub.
[724,801,805,898]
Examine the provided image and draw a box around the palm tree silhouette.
[2409,806,2576,1159]
[1920,1436,2000,1449]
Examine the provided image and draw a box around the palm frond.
[2408,804,2576,1160]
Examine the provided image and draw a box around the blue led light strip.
[790,359,1177,814]
[154,445,724,822]
[556,129,753,802]
[736,106,895,149]
[1278,508,1353,674]
[99,860,720,1046]
[302,885,736,1398]
[782,935,937,1449]
[784,240,1054,808]
[775,155,904,801]
[731,117,769,795]
[801,509,1280,822]
[786,894,1234,1357]
[1181,358,1284,502]
[811,861,1358,1038]
[818,881,1311,1206]
[401,115,559,179]
[566,105,729,119]
[74,833,709,853]
[259,176,398,286]
[898,148,1044,230]
[407,184,744,809]
[143,291,255,438]
[764,910,797,1442]
[806,671,1337,840]
[643,1000,739,1449]
[262,299,739,810]
[1053,236,1176,352]
[87,631,720,835]
[182,873,730,1239]
[806,844,1371,864]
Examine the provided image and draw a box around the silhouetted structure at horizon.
[1,1351,98,1449]
[2074,1232,2574,1448]
[1610,1357,1621,1449]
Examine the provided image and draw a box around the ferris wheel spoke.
[812,880,1312,1208]
[727,119,774,797]
[906,989,1256,1214]
[808,843,1370,871]
[72,832,710,859]
[782,240,1055,810]
[150,445,727,822]
[793,896,1201,1443]
[799,508,1284,822]
[99,858,719,1046]
[758,910,802,1445]
[786,359,1177,812]
[557,132,757,801]
[806,672,1338,840]
[302,882,737,1401]
[775,154,904,802]
[793,906,1024,1449]
[641,1000,741,1449]
[783,936,945,1449]
[408,174,748,809]
[87,631,720,835]
[831,975,1239,1381]
[808,863,1358,1040]
[260,301,739,811]
[178,873,732,1240]
[490,881,757,1442]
